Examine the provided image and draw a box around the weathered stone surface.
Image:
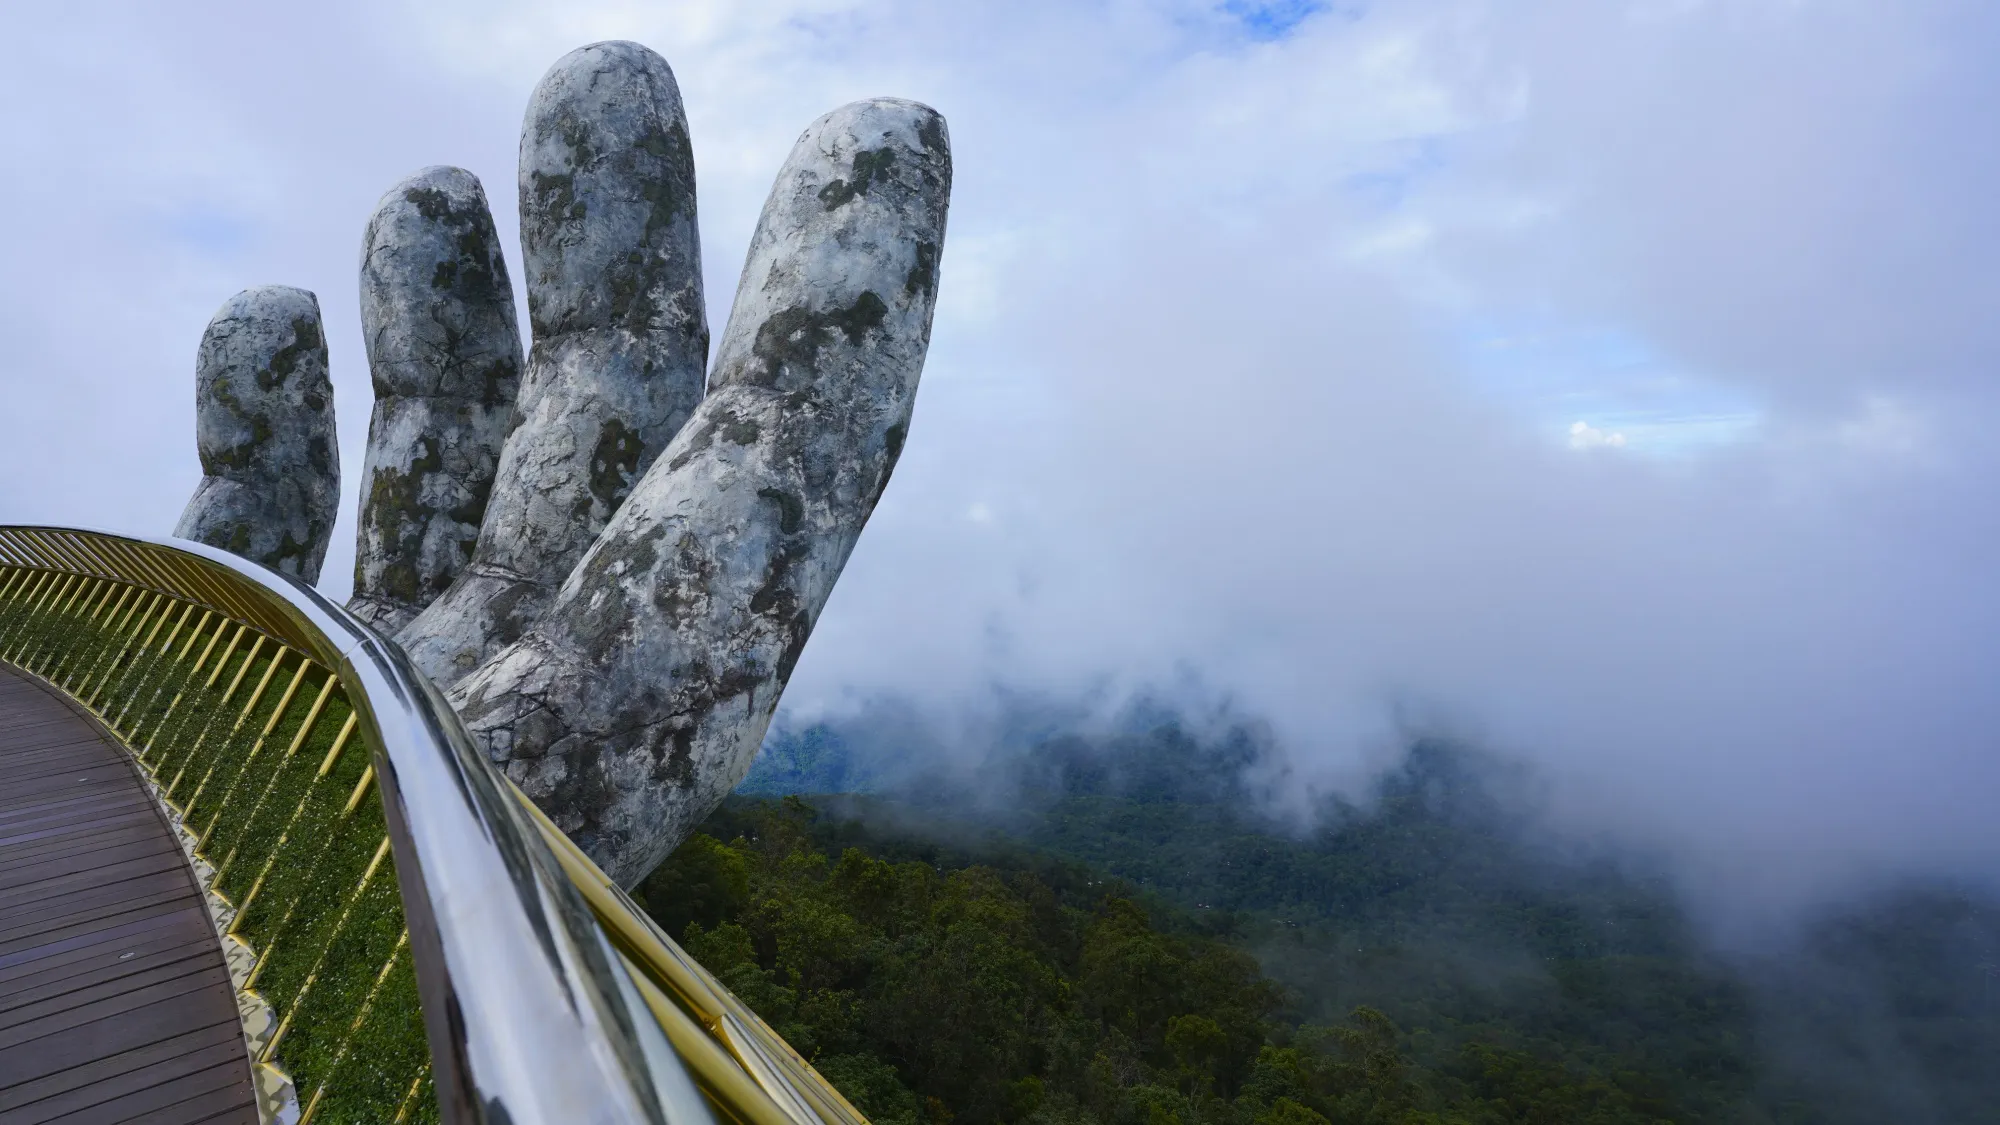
[398,41,708,682]
[349,166,524,634]
[448,99,951,887]
[175,286,339,585]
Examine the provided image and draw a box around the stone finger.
[350,166,525,634]
[174,285,339,585]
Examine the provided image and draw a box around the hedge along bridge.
[0,526,871,1125]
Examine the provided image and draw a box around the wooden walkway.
[0,663,256,1125]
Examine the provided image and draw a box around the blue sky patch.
[1221,0,1330,41]
[1453,318,1762,456]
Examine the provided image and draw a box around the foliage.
[638,794,1700,1125]
[713,713,2000,1124]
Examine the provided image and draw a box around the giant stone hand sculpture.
[175,41,949,888]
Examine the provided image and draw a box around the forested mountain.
[640,712,2000,1124]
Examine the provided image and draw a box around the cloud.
[1831,395,1932,461]
[1,0,1997,922]
[1566,420,1627,450]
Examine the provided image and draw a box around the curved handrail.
[0,525,850,1125]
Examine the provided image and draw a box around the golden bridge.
[0,526,868,1125]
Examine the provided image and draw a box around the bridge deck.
[0,663,256,1125]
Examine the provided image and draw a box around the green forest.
[637,718,2000,1125]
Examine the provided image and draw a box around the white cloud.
[1832,395,1931,460]
[1567,420,1628,449]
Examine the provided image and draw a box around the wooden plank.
[0,929,215,1009]
[0,807,173,852]
[0,1024,243,1120]
[0,734,125,757]
[0,797,155,840]
[0,740,124,769]
[32,1056,251,1125]
[0,776,145,808]
[0,662,255,1125]
[0,751,132,786]
[0,850,192,914]
[0,875,206,950]
[0,907,209,976]
[0,991,240,1101]
[0,742,130,771]
[0,826,179,889]
[0,952,222,1036]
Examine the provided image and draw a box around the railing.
[0,526,869,1125]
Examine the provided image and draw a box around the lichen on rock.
[174,285,339,585]
[447,98,951,887]
[397,40,709,683]
[349,166,525,634]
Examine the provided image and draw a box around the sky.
[1,0,1996,928]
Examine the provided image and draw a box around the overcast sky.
[2,0,1995,924]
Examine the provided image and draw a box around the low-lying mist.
[733,694,2000,1124]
